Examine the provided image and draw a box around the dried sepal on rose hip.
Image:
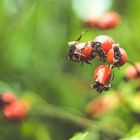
[68,33,115,63]
[107,44,127,67]
[94,35,115,60]
[68,41,97,64]
[90,65,112,93]
[68,32,103,64]
[3,99,29,120]
[125,62,140,80]
[68,32,94,64]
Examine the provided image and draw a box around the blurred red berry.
[96,12,120,29]
[107,44,127,67]
[125,63,140,79]
[86,93,120,118]
[84,17,98,28]
[84,12,120,29]
[91,65,111,93]
[94,35,115,54]
[0,92,16,109]
[3,100,29,120]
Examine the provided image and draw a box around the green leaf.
[69,131,99,140]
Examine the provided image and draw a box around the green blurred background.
[0,0,140,140]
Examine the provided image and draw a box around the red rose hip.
[0,92,16,109]
[96,12,120,29]
[107,44,127,67]
[3,100,29,120]
[125,63,140,79]
[94,35,115,54]
[91,65,111,93]
[84,17,98,28]
[68,41,100,64]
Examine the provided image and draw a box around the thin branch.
[35,105,97,128]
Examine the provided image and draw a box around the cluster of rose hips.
[0,92,29,120]
[84,12,120,29]
[68,34,127,93]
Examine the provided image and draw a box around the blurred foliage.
[70,132,99,140]
[0,0,140,140]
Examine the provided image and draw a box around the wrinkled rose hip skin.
[107,44,127,67]
[91,65,111,93]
